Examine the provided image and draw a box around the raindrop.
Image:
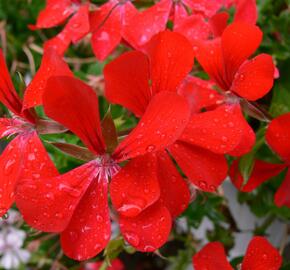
[146,145,156,152]
[123,231,140,246]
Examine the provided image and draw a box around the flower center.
[93,154,120,182]
[2,116,34,138]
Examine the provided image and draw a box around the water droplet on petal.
[146,145,156,153]
[123,231,140,246]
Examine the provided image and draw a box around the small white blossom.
[0,211,30,269]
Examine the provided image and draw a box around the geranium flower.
[0,210,30,270]
[104,30,252,192]
[192,237,282,270]
[190,21,276,155]
[80,258,124,270]
[30,0,90,55]
[123,0,257,48]
[0,49,71,216]
[15,73,191,260]
[230,112,290,208]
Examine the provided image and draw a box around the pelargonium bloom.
[30,0,90,55]
[190,21,276,155]
[230,112,290,208]
[15,74,191,260]
[123,0,257,48]
[192,237,282,270]
[0,49,70,216]
[104,30,252,192]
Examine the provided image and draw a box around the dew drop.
[146,145,156,152]
[123,231,140,246]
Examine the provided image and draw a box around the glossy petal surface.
[180,104,245,154]
[23,48,73,109]
[193,242,233,270]
[119,204,171,252]
[16,162,95,232]
[110,154,160,217]
[266,113,290,163]
[231,54,274,101]
[156,151,190,218]
[169,142,228,192]
[43,76,105,154]
[113,91,190,161]
[242,237,282,270]
[146,31,194,93]
[61,178,110,261]
[230,160,286,192]
[104,51,151,117]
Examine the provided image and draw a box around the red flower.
[104,30,252,192]
[15,73,191,260]
[80,258,124,270]
[192,237,282,270]
[187,22,277,155]
[89,0,138,61]
[30,0,90,55]
[0,49,65,216]
[230,112,290,208]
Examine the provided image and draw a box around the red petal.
[230,160,286,192]
[0,118,15,139]
[82,259,124,270]
[43,76,105,155]
[119,203,171,251]
[35,0,75,29]
[110,154,160,217]
[90,1,123,61]
[231,54,275,101]
[104,51,151,117]
[0,137,23,217]
[23,48,73,110]
[221,22,263,83]
[169,142,228,192]
[0,49,23,115]
[184,0,224,17]
[156,151,190,218]
[193,242,233,270]
[266,113,290,162]
[274,169,290,208]
[209,12,230,37]
[227,119,255,156]
[178,76,223,114]
[179,104,246,154]
[174,14,211,45]
[145,30,194,93]
[16,162,95,232]
[242,237,282,270]
[113,91,190,161]
[234,0,257,25]
[123,0,172,49]
[194,39,228,90]
[1,132,58,217]
[64,4,90,43]
[61,179,110,261]
[43,30,71,56]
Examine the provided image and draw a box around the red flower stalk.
[230,112,290,208]
[0,49,71,216]
[192,237,282,270]
[15,72,191,260]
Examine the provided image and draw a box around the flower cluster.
[0,0,287,268]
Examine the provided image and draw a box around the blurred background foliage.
[0,0,289,269]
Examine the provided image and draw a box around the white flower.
[0,211,30,270]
